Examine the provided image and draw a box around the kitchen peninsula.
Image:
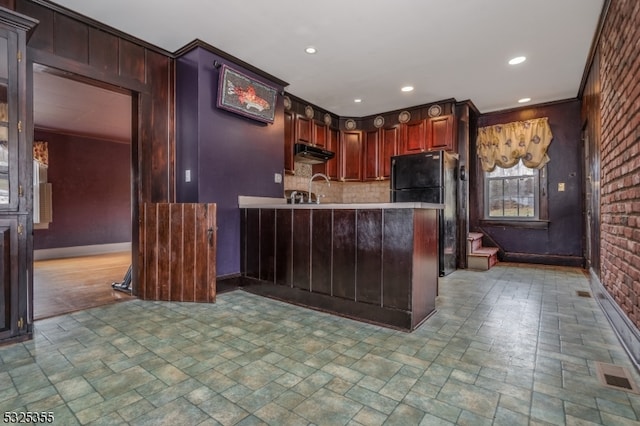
[239,198,442,331]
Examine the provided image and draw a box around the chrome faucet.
[308,173,330,204]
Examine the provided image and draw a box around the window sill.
[480,219,549,230]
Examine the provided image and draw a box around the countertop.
[238,196,443,210]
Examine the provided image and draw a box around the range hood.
[294,143,335,164]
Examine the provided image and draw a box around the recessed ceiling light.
[354,99,362,103]
[401,86,414,92]
[305,46,317,54]
[518,97,531,103]
[509,56,526,65]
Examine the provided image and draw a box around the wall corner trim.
[589,268,640,373]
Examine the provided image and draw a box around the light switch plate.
[558,182,565,191]
[185,169,191,182]
[274,173,282,183]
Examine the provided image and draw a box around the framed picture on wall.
[216,64,278,124]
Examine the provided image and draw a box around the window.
[33,141,52,229]
[484,159,541,219]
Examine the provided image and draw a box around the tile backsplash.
[342,180,390,203]
[283,162,390,204]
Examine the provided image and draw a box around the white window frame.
[483,159,542,220]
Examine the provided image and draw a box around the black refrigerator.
[390,150,457,276]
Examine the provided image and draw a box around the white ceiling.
[35,0,604,140]
[33,68,132,142]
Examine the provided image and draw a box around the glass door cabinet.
[0,7,37,344]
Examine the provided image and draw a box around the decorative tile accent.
[345,119,357,130]
[398,110,411,123]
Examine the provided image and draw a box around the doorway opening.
[31,64,134,320]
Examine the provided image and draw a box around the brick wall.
[600,0,640,324]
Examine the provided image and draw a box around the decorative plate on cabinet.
[283,96,292,110]
[345,119,357,130]
[373,116,384,128]
[398,110,411,123]
[428,104,442,117]
[304,105,314,119]
[324,113,332,126]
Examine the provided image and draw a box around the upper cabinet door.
[312,127,339,179]
[312,121,326,148]
[326,128,339,179]
[402,120,426,153]
[379,126,399,179]
[427,115,455,151]
[284,111,295,174]
[0,28,20,211]
[363,129,379,181]
[0,217,20,341]
[340,131,362,181]
[296,116,311,144]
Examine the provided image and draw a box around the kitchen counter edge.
[238,201,444,210]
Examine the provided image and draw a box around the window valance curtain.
[476,117,553,172]
[33,141,48,166]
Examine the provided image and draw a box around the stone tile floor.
[2,263,640,425]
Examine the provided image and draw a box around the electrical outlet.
[274,173,282,183]
[185,169,191,183]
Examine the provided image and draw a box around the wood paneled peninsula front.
[239,200,442,331]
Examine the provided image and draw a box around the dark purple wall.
[33,130,132,250]
[176,47,285,277]
[472,100,583,264]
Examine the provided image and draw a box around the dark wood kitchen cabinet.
[296,116,311,144]
[427,114,455,151]
[284,110,295,174]
[313,127,339,179]
[402,119,427,153]
[287,99,456,181]
[296,115,327,148]
[284,106,333,175]
[363,130,379,181]
[339,130,362,181]
[380,127,399,177]
[400,114,455,154]
[326,128,339,179]
[364,126,399,180]
[312,121,326,148]
[0,9,38,345]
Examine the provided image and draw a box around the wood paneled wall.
[16,0,174,203]
[241,207,439,330]
[472,100,583,266]
[141,203,216,302]
[580,46,601,277]
[7,0,175,298]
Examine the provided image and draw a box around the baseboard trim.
[217,273,242,281]
[588,268,640,372]
[34,242,132,260]
[501,252,583,267]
